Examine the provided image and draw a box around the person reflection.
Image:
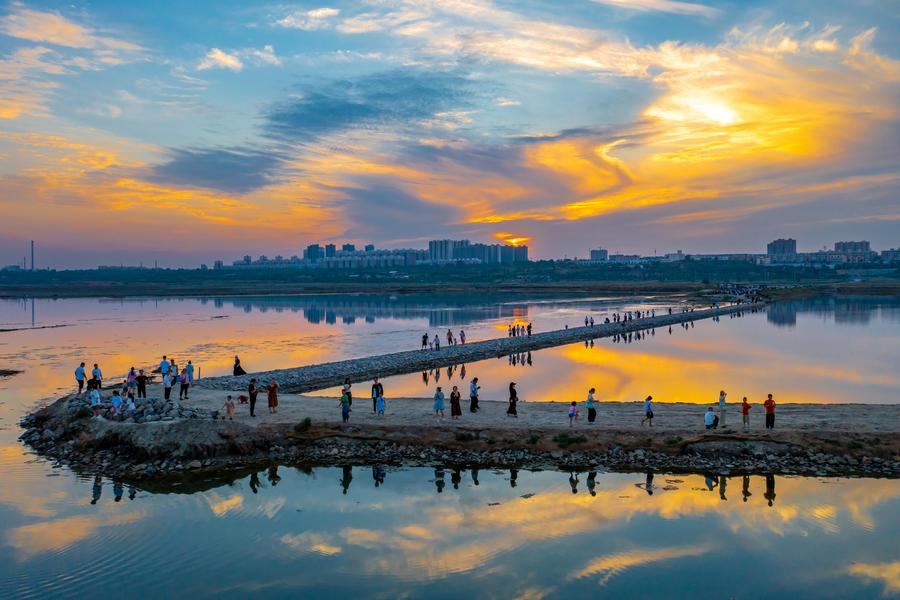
[742,475,752,503]
[267,466,281,487]
[719,475,727,501]
[569,472,579,494]
[705,474,717,492]
[451,468,462,490]
[471,468,480,486]
[460,364,466,379]
[249,471,261,494]
[586,471,597,496]
[113,481,123,502]
[645,471,654,496]
[526,352,532,366]
[91,474,102,505]
[422,371,429,385]
[434,468,445,494]
[764,474,777,507]
[509,468,518,488]
[372,465,386,487]
[340,466,353,495]
[128,485,136,501]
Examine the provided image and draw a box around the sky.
[0,0,898,268]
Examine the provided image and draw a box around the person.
[159,355,169,376]
[764,474,777,506]
[718,390,727,427]
[186,360,195,383]
[586,388,597,423]
[590,316,594,327]
[641,395,654,426]
[248,378,259,417]
[447,329,454,346]
[91,363,102,388]
[741,397,751,431]
[433,334,440,350]
[584,316,589,327]
[342,378,353,407]
[742,475,752,502]
[450,385,462,419]
[75,362,86,394]
[526,322,532,336]
[135,369,148,399]
[163,371,174,400]
[422,333,429,350]
[125,396,137,417]
[507,382,518,417]
[705,406,719,429]
[568,401,579,426]
[459,330,466,344]
[433,387,445,418]
[340,390,351,422]
[764,393,776,429]
[376,391,385,417]
[371,378,384,414]
[233,355,246,376]
[109,390,123,415]
[90,387,102,417]
[179,368,190,400]
[267,380,279,414]
[223,395,235,420]
[469,377,480,413]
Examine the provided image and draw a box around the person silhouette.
[249,471,261,494]
[645,471,654,496]
[471,468,480,486]
[113,481,123,502]
[742,475,752,503]
[569,472,579,494]
[509,468,518,488]
[434,468,445,494]
[451,469,462,490]
[267,466,281,487]
[587,471,597,496]
[91,474,102,505]
[372,465,386,487]
[719,474,728,501]
[765,474,777,507]
[340,466,353,495]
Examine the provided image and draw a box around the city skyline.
[1,1,899,268]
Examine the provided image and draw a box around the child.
[339,392,351,422]
[433,387,445,418]
[223,395,235,420]
[376,394,385,417]
[109,390,123,416]
[125,397,137,417]
[741,397,751,431]
[568,401,579,426]
[90,387,102,417]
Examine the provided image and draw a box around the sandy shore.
[175,385,900,433]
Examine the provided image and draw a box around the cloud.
[264,70,469,142]
[591,0,719,18]
[150,147,284,193]
[197,48,243,71]
[0,5,143,51]
[245,44,281,66]
[277,7,340,31]
[847,561,900,595]
[495,97,520,107]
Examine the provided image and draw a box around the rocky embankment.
[20,393,900,481]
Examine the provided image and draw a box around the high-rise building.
[304,244,323,261]
[325,244,336,258]
[834,241,870,253]
[767,238,797,255]
[428,239,470,261]
[590,248,608,261]
[364,244,375,253]
[342,243,356,253]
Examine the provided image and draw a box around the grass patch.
[526,434,541,445]
[846,440,864,450]
[503,437,515,444]
[293,417,312,433]
[868,437,882,446]
[455,431,477,442]
[553,433,587,448]
[486,438,496,445]
[664,436,683,447]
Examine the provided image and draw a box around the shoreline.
[19,393,900,483]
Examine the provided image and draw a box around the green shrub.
[293,417,312,433]
[455,431,477,442]
[527,434,541,445]
[553,433,586,448]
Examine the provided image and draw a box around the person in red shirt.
[764,394,776,430]
[741,397,752,431]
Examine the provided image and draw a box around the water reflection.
[767,295,900,327]
[6,465,892,598]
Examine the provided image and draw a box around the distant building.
[767,238,797,256]
[835,241,870,253]
[325,244,336,258]
[663,250,685,262]
[428,239,469,261]
[881,248,900,263]
[364,244,375,253]
[608,254,642,264]
[342,243,356,253]
[213,260,223,269]
[304,244,322,261]
[590,248,608,261]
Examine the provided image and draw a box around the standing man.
[159,355,169,376]
[91,363,102,389]
[422,333,429,350]
[186,360,195,383]
[248,378,259,417]
[136,369,148,399]
[371,377,384,414]
[741,397,751,431]
[718,390,727,427]
[469,377,480,413]
[764,394,776,430]
[75,362,86,394]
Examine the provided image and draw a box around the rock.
[188,460,202,469]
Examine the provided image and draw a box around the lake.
[1,293,898,598]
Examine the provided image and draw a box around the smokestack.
[30,240,34,271]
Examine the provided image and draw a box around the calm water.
[1,293,898,598]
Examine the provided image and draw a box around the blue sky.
[1,0,899,267]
